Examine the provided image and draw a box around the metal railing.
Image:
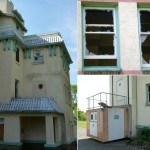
[87,92,127,110]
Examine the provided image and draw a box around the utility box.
[86,107,130,142]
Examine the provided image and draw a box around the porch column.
[45,115,54,145]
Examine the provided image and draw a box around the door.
[90,112,98,137]
[108,108,124,141]
[0,124,4,141]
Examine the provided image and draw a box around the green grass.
[78,120,86,128]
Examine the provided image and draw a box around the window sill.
[16,61,20,66]
[83,66,121,71]
[142,67,150,71]
[33,61,44,65]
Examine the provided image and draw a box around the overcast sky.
[78,75,110,112]
[12,0,77,84]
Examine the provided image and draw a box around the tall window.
[15,80,19,98]
[83,7,118,68]
[16,48,19,62]
[139,9,150,67]
[0,118,4,141]
[146,84,150,105]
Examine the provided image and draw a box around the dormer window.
[34,50,44,63]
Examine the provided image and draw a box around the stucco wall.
[78,1,82,74]
[137,76,150,126]
[119,2,141,73]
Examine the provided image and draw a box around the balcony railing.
[87,92,127,110]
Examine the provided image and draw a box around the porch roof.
[0,98,63,114]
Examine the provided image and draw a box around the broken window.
[84,8,117,67]
[139,10,150,66]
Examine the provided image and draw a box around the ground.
[78,127,129,150]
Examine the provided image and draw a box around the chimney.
[0,0,14,14]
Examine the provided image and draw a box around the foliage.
[78,109,86,121]
[71,85,77,118]
[128,127,150,150]
[139,127,150,142]
[78,121,86,128]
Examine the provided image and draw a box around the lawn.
[78,120,86,128]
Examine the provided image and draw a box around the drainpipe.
[112,76,114,106]
[128,76,129,105]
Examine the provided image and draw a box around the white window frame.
[83,7,117,60]
[138,8,150,67]
[90,112,97,121]
[33,50,44,63]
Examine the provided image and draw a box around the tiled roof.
[0,98,63,114]
[0,30,15,37]
[24,34,63,47]
[0,30,63,47]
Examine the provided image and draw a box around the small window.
[90,114,93,121]
[83,8,118,68]
[16,25,19,30]
[38,84,43,89]
[34,50,44,63]
[16,48,19,62]
[146,84,150,105]
[139,10,150,67]
[0,118,4,141]
[95,114,97,121]
[15,80,19,98]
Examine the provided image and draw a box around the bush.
[140,127,150,142]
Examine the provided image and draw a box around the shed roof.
[0,98,63,114]
[24,33,63,47]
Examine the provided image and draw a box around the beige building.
[78,0,150,74]
[110,76,150,137]
[86,76,150,142]
[0,0,76,149]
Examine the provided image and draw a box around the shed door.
[90,112,97,137]
[0,124,4,141]
[108,108,124,141]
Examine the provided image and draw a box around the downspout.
[112,75,114,106]
[128,76,129,105]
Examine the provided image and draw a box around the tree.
[71,85,77,118]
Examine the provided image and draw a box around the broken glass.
[86,9,113,24]
[141,35,150,64]
[86,26,114,32]
[140,11,150,32]
[85,34,114,56]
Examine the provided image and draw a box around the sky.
[78,75,110,112]
[12,0,77,84]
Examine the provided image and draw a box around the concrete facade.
[0,0,76,149]
[110,76,150,137]
[78,0,150,74]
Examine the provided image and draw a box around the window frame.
[138,8,150,68]
[146,83,150,105]
[81,4,120,72]
[33,50,44,63]
[83,7,117,60]
[16,48,20,63]
[15,80,19,98]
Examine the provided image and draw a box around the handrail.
[87,92,127,109]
